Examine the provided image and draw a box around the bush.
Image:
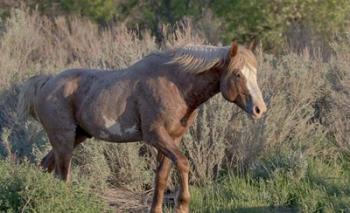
[182,95,233,185]
[213,0,350,52]
[60,0,117,23]
[0,160,106,212]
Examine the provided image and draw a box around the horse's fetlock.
[176,190,191,207]
[180,192,191,204]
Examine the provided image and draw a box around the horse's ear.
[248,39,258,52]
[230,40,238,58]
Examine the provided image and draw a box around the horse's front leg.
[151,153,172,212]
[146,129,190,213]
[151,137,182,212]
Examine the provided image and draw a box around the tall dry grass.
[0,8,349,191]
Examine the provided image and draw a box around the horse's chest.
[165,109,198,138]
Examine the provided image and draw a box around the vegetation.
[1,0,350,50]
[0,3,349,212]
[0,160,106,212]
[213,0,350,49]
[191,159,350,212]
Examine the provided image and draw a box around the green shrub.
[213,0,350,52]
[0,160,106,212]
[60,0,117,23]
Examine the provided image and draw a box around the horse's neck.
[178,68,221,110]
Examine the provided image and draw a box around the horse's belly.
[94,119,142,142]
[77,105,142,142]
[76,80,143,142]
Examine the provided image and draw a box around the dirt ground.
[101,188,176,212]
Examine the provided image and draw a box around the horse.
[17,41,266,213]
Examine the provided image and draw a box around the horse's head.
[220,41,266,119]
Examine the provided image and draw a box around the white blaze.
[241,64,263,101]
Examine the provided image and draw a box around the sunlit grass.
[190,159,350,212]
[0,160,107,212]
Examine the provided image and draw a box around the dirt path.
[101,188,150,212]
[101,188,176,212]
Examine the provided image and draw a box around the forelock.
[229,48,257,71]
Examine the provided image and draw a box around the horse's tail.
[17,74,51,121]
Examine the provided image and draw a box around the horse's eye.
[236,73,241,78]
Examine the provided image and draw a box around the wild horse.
[18,41,266,213]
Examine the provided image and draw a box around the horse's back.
[36,68,101,105]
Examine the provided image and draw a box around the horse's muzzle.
[250,100,267,119]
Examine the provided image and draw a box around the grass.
[190,159,350,212]
[0,159,107,212]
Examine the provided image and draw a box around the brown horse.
[17,41,266,213]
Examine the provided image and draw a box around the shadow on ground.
[102,188,298,213]
[212,207,298,213]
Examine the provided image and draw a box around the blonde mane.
[167,45,230,74]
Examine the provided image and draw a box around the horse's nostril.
[255,106,260,114]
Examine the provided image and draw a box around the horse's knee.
[176,156,189,174]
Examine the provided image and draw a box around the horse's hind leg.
[40,127,88,174]
[46,130,76,182]
[41,150,55,173]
